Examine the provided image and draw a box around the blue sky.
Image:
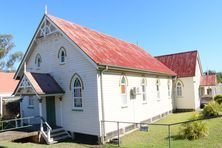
[0,0,222,71]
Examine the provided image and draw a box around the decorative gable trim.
[14,14,98,80]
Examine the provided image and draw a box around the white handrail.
[40,117,53,143]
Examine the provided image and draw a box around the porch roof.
[14,72,65,96]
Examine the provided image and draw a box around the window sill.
[72,108,84,112]
[59,62,66,65]
[36,68,40,70]
[27,106,34,109]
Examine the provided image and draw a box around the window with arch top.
[73,76,83,108]
[167,80,171,98]
[35,53,42,68]
[141,78,147,103]
[58,47,67,64]
[176,81,183,97]
[156,79,160,99]
[120,76,127,106]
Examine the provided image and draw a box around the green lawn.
[1,112,222,148]
[109,112,222,148]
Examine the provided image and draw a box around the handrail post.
[40,118,43,131]
[47,127,51,142]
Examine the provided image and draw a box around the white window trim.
[120,76,128,108]
[141,78,147,104]
[168,80,171,99]
[176,82,183,98]
[72,77,83,110]
[156,79,160,100]
[58,47,67,65]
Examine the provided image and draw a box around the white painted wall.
[175,77,195,109]
[193,59,201,109]
[99,71,173,135]
[23,33,100,136]
[175,59,201,110]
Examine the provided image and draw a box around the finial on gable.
[45,5,48,15]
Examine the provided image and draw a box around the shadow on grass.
[164,135,186,141]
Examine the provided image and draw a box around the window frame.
[141,78,147,103]
[167,80,171,98]
[35,53,42,69]
[156,79,160,99]
[28,96,34,108]
[58,47,67,65]
[176,81,183,97]
[120,76,127,107]
[73,76,83,109]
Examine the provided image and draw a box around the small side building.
[200,74,217,107]
[156,50,203,111]
[0,72,19,118]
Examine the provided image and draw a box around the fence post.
[15,119,18,128]
[168,125,171,148]
[117,121,120,147]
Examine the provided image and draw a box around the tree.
[204,70,216,75]
[217,72,222,83]
[0,34,23,71]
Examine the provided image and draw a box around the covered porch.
[13,72,71,144]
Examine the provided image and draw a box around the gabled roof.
[14,72,64,95]
[46,15,176,76]
[14,14,176,78]
[200,75,217,86]
[0,72,19,94]
[155,50,199,77]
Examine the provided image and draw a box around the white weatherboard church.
[13,14,203,144]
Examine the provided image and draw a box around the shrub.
[201,101,222,118]
[179,113,208,140]
[214,95,222,104]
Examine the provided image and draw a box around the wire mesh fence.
[102,115,222,148]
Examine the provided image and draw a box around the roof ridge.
[155,50,198,58]
[46,14,141,50]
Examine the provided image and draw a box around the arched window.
[167,80,171,98]
[61,50,65,63]
[176,82,182,97]
[156,79,160,99]
[120,76,127,106]
[141,78,147,103]
[58,47,67,64]
[73,76,83,108]
[35,54,42,68]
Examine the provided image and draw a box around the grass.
[1,112,222,148]
[107,112,222,148]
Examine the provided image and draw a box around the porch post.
[38,98,43,131]
[59,97,63,127]
[19,97,23,126]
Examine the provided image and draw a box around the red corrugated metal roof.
[200,75,217,86]
[47,15,176,76]
[0,72,19,93]
[155,50,198,77]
